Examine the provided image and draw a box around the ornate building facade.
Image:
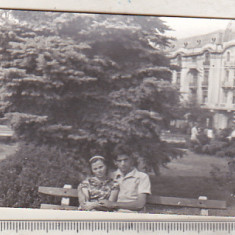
[170,21,235,129]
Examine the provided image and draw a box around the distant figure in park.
[190,123,201,145]
[98,146,151,212]
[78,155,119,211]
[207,129,214,139]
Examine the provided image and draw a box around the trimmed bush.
[0,143,87,208]
[202,140,228,155]
[216,142,235,158]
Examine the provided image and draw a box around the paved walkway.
[0,125,16,160]
[0,125,13,137]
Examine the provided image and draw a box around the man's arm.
[99,193,147,211]
[108,189,119,202]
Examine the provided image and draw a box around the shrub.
[216,142,235,157]
[202,140,228,155]
[0,143,87,208]
[216,128,232,141]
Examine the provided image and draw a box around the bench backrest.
[38,186,226,213]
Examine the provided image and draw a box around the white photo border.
[0,0,233,223]
[0,0,233,19]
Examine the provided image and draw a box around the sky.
[160,17,231,39]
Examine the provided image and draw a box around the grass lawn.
[148,150,235,216]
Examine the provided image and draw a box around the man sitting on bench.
[99,146,151,212]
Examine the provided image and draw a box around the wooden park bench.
[38,185,227,216]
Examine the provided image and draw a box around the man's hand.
[98,199,116,209]
[99,194,147,211]
[82,201,98,211]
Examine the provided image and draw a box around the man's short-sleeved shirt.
[112,168,151,203]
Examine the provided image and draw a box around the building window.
[191,89,196,94]
[177,55,182,66]
[203,69,209,85]
[204,51,210,65]
[192,56,197,62]
[227,51,231,62]
[192,73,197,85]
[225,70,230,81]
[176,72,181,85]
[233,70,235,86]
[190,88,198,102]
[202,89,208,103]
[189,69,198,87]
[223,91,228,104]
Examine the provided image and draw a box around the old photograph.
[0,9,233,216]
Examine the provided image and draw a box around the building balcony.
[224,61,235,68]
[222,80,235,89]
[200,103,210,109]
[220,103,235,111]
[207,103,235,111]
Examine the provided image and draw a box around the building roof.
[169,20,235,52]
[224,20,235,42]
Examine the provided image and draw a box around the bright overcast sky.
[160,17,231,39]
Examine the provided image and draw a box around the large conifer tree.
[0,11,181,207]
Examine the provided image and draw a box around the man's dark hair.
[113,144,132,160]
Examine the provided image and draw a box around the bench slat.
[39,186,78,197]
[41,204,78,210]
[38,186,226,210]
[147,195,226,209]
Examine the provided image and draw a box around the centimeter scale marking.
[0,221,235,234]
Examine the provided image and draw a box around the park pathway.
[0,125,17,161]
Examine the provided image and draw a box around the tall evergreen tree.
[0,10,181,207]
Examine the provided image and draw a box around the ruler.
[0,221,235,234]
[0,208,235,235]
